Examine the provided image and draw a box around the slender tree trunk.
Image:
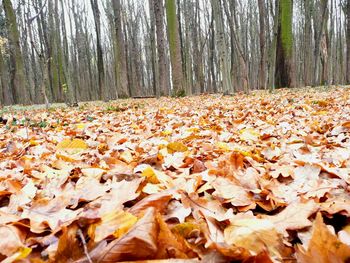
[112,0,129,98]
[153,0,170,96]
[90,0,106,100]
[0,45,11,105]
[304,0,313,86]
[346,0,350,84]
[166,0,184,96]
[312,0,328,86]
[3,0,30,104]
[268,0,279,91]
[258,0,267,90]
[275,0,295,88]
[148,0,159,97]
[211,0,232,94]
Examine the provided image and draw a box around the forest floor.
[1,86,350,262]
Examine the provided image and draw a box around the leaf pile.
[1,89,350,262]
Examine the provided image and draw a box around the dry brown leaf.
[53,223,84,263]
[224,218,282,259]
[129,190,174,217]
[268,200,319,236]
[155,213,197,259]
[89,210,138,242]
[97,208,158,262]
[0,225,28,257]
[296,213,350,263]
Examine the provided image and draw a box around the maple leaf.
[296,213,350,262]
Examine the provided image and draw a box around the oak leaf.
[296,213,350,263]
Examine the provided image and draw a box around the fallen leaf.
[268,200,319,236]
[296,213,350,262]
[167,142,188,153]
[89,210,138,242]
[97,208,158,262]
[224,218,282,258]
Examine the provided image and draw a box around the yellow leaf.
[172,222,200,238]
[1,247,32,263]
[316,100,328,107]
[57,139,88,154]
[142,167,160,184]
[186,127,200,133]
[314,110,328,116]
[29,139,38,146]
[76,123,86,130]
[120,150,133,163]
[239,128,260,142]
[16,247,32,260]
[89,210,138,242]
[216,142,231,152]
[167,142,188,153]
[161,130,172,136]
[56,153,82,162]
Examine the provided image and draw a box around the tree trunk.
[275,0,295,88]
[0,45,11,105]
[211,0,232,94]
[153,0,170,96]
[312,0,328,86]
[90,0,106,100]
[3,0,30,104]
[258,0,267,90]
[166,0,184,96]
[148,0,159,97]
[346,0,350,84]
[303,0,313,86]
[112,0,129,98]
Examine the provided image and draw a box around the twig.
[77,229,93,263]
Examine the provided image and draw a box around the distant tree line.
[0,0,349,105]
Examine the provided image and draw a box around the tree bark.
[166,0,184,96]
[346,0,350,84]
[90,0,106,100]
[153,0,170,96]
[275,0,295,88]
[3,0,31,104]
[211,0,232,94]
[258,0,267,90]
[112,0,129,98]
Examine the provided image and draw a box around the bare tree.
[90,0,106,100]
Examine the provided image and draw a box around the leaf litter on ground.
[1,88,350,262]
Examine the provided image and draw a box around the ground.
[0,87,350,262]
